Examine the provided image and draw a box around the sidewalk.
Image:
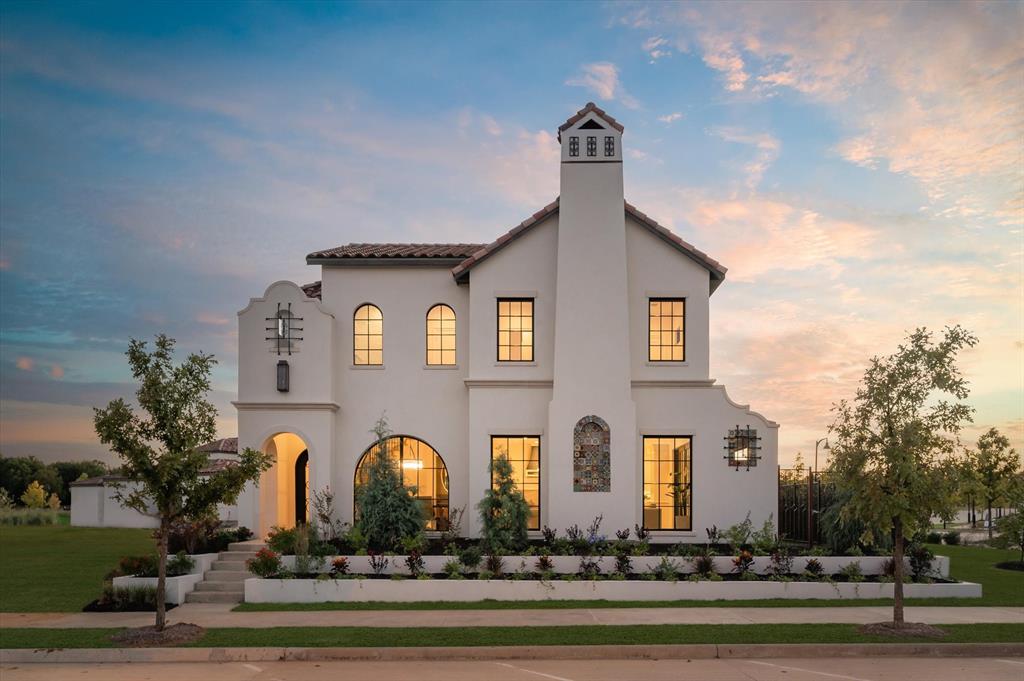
[2,604,1022,629]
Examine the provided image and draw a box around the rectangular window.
[569,136,579,157]
[491,436,541,530]
[586,136,597,156]
[497,298,534,362]
[726,427,760,469]
[604,136,615,157]
[648,298,685,361]
[642,436,692,531]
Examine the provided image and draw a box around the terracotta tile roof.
[301,280,322,300]
[307,243,486,261]
[451,198,727,292]
[201,459,238,475]
[557,102,625,142]
[197,437,238,454]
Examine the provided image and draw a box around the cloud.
[699,35,749,92]
[626,2,1023,218]
[15,356,34,371]
[566,62,640,109]
[710,127,780,189]
[643,36,672,62]
[49,364,64,379]
[658,112,684,124]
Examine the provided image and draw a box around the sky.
[0,1,1021,468]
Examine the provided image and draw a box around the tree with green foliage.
[51,460,108,505]
[20,480,47,508]
[993,484,1024,564]
[829,326,975,629]
[94,334,272,632]
[354,415,425,551]
[478,453,530,554]
[964,428,1020,540]
[0,456,63,506]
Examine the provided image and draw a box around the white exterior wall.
[319,267,470,527]
[69,481,159,529]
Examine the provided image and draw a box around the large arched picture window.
[426,304,456,366]
[354,436,450,531]
[353,303,383,365]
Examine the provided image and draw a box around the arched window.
[354,436,450,531]
[353,304,383,365]
[426,304,456,365]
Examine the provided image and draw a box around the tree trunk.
[988,500,993,540]
[892,516,904,628]
[156,517,168,632]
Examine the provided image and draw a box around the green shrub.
[724,512,753,550]
[925,531,943,544]
[943,531,961,545]
[838,560,864,582]
[478,454,530,554]
[751,514,778,555]
[458,545,482,570]
[355,417,426,551]
[266,526,298,555]
[97,584,159,611]
[0,508,59,525]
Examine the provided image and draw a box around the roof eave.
[306,257,471,267]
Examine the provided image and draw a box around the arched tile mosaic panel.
[573,415,611,492]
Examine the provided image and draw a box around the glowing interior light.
[401,460,424,470]
[734,448,750,462]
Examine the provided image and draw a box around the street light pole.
[814,437,830,474]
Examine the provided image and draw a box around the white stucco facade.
[233,103,779,541]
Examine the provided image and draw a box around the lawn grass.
[0,524,154,612]
[1,623,1021,649]
[234,543,1023,612]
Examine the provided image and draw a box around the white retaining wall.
[278,554,950,579]
[111,553,218,605]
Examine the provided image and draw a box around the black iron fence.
[778,467,836,546]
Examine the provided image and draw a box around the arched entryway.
[354,436,450,531]
[258,432,310,536]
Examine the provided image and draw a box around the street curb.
[2,642,1023,664]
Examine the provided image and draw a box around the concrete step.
[204,570,251,582]
[194,581,247,592]
[212,560,255,571]
[186,590,243,604]
[228,541,267,552]
[218,551,259,561]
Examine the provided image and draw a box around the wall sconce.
[277,360,290,392]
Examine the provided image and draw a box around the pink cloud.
[565,62,640,109]
[49,364,65,379]
[15,357,34,371]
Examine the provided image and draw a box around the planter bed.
[279,554,951,579]
[244,577,981,603]
[111,553,217,605]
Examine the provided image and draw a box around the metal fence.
[778,467,836,546]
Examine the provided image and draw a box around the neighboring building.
[234,103,778,540]
[70,439,241,528]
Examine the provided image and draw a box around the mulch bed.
[83,600,178,613]
[857,621,948,639]
[110,623,205,647]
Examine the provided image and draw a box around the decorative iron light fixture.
[276,360,290,393]
[265,302,303,356]
[724,425,761,471]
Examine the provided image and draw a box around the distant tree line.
[0,455,108,507]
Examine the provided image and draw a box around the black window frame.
[569,136,579,157]
[648,297,686,362]
[604,136,615,157]
[586,135,597,157]
[642,435,693,532]
[490,435,541,530]
[496,297,534,362]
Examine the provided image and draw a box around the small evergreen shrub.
[942,531,961,546]
[838,560,864,582]
[724,512,753,550]
[478,454,530,554]
[355,416,426,551]
[925,531,943,544]
[459,546,482,570]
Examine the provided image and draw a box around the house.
[70,439,241,528]
[233,103,778,541]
